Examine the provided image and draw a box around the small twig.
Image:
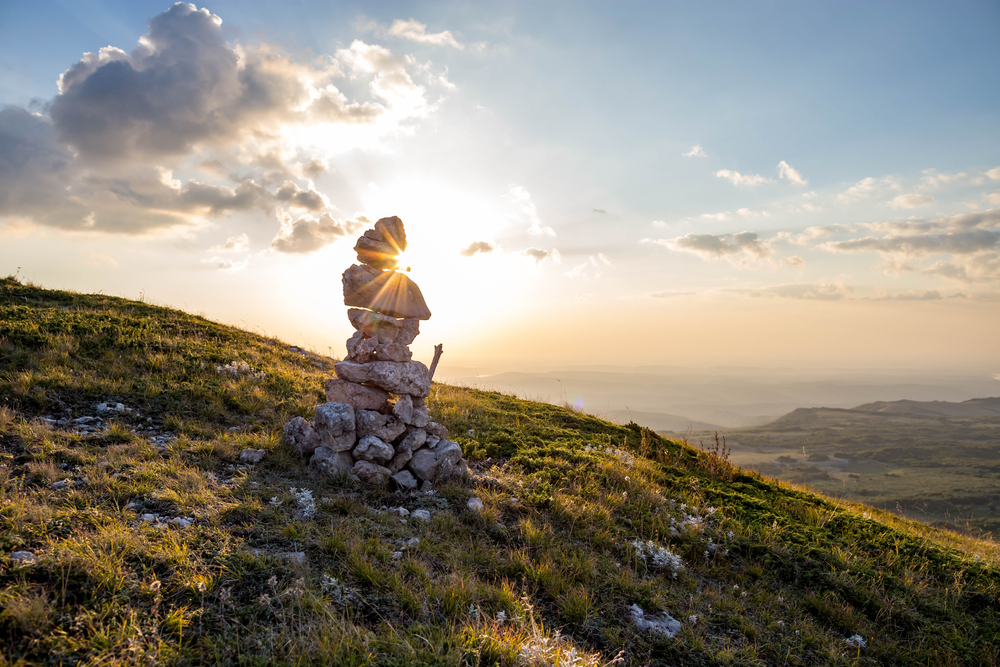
[428,343,443,381]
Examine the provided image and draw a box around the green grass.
[1,276,999,666]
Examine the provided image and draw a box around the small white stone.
[467,497,484,512]
[412,509,431,522]
[140,514,157,522]
[390,507,410,518]
[50,480,68,490]
[240,448,266,464]
[96,403,108,412]
[10,551,36,565]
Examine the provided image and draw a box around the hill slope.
[1,277,998,666]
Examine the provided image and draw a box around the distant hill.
[853,396,1000,418]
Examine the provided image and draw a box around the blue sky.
[1,1,998,370]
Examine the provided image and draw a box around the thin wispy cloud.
[682,144,707,158]
[714,169,773,186]
[777,161,808,185]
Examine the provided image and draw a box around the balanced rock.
[355,235,399,270]
[353,435,394,465]
[343,265,432,320]
[374,216,407,252]
[324,378,390,412]
[346,331,412,363]
[335,360,431,397]
[348,309,419,345]
[309,446,355,476]
[409,440,464,482]
[314,402,356,452]
[283,417,322,456]
[352,460,392,485]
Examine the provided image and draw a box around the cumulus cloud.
[781,255,805,267]
[269,208,363,253]
[714,169,773,186]
[890,193,935,209]
[986,167,1000,181]
[820,209,1000,284]
[384,19,464,49]
[777,225,838,245]
[522,247,559,264]
[592,208,607,214]
[838,176,901,204]
[0,3,443,240]
[644,231,770,264]
[460,240,496,256]
[737,208,770,218]
[506,185,555,236]
[777,161,808,185]
[700,211,732,222]
[210,233,249,252]
[682,144,707,158]
[920,169,966,189]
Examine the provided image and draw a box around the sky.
[1,1,999,374]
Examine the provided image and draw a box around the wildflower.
[269,496,281,506]
[631,539,685,575]
[196,580,207,593]
[268,575,277,589]
[150,580,161,592]
[688,615,698,624]
[845,635,866,649]
[290,487,316,519]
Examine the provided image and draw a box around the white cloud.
[522,247,560,264]
[737,208,771,218]
[386,19,464,49]
[986,192,1000,205]
[714,169,773,186]
[682,144,707,158]
[566,254,613,279]
[210,233,249,252]
[777,161,808,186]
[837,176,901,204]
[920,168,967,189]
[986,167,1000,181]
[202,256,249,271]
[460,240,496,256]
[652,220,667,228]
[270,208,364,253]
[700,211,732,222]
[644,231,770,265]
[781,256,805,267]
[746,283,852,300]
[889,193,935,209]
[506,185,555,236]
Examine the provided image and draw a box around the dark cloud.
[646,231,770,261]
[522,247,558,264]
[270,209,363,253]
[592,208,606,214]
[0,107,77,222]
[274,181,326,211]
[460,240,495,257]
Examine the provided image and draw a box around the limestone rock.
[324,378,390,412]
[412,509,431,522]
[240,448,266,464]
[314,403,357,452]
[10,551,37,565]
[342,265,432,320]
[397,427,427,453]
[355,235,399,270]
[387,447,413,473]
[411,406,429,428]
[392,470,418,489]
[408,440,464,482]
[425,422,449,439]
[335,360,431,397]
[392,395,414,424]
[467,497,484,512]
[348,335,379,363]
[375,341,412,362]
[353,460,392,486]
[283,417,322,456]
[375,216,407,252]
[353,435,394,465]
[309,446,355,476]
[348,309,419,345]
[355,410,407,442]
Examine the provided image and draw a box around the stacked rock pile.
[282,216,468,489]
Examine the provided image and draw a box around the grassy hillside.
[689,401,1000,537]
[1,276,999,666]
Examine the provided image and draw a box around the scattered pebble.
[169,517,192,528]
[467,497,484,512]
[276,552,306,565]
[412,509,431,522]
[240,448,266,464]
[10,551,37,565]
[50,480,68,490]
[630,604,681,637]
[390,507,410,518]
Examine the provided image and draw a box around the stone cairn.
[282,216,468,489]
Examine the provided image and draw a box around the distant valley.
[677,397,1000,536]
